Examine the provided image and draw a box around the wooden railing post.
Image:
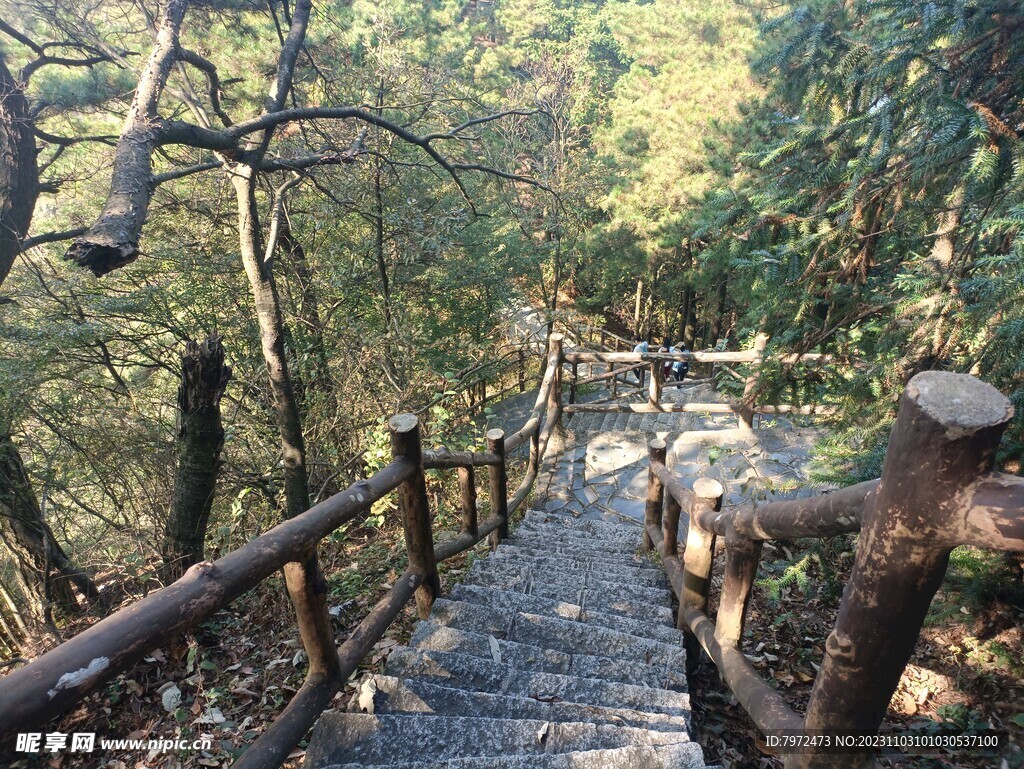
[518,349,526,392]
[569,361,578,404]
[682,478,723,652]
[643,439,667,551]
[486,428,509,548]
[648,358,662,406]
[548,333,564,428]
[662,482,682,559]
[458,466,477,540]
[739,332,769,428]
[792,372,1014,769]
[389,414,440,619]
[716,532,763,646]
[600,329,607,349]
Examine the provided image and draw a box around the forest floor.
[692,539,1024,769]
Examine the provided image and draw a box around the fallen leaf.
[161,684,182,713]
[488,635,502,665]
[536,722,550,744]
[357,678,377,714]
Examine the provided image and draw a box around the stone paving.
[534,382,825,525]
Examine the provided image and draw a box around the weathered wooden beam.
[486,428,509,548]
[649,360,662,406]
[682,478,723,648]
[548,334,564,428]
[458,466,477,539]
[650,461,695,514]
[643,440,667,551]
[422,448,502,469]
[434,513,505,562]
[796,372,1014,769]
[694,480,877,540]
[505,336,561,451]
[565,402,738,414]
[959,471,1024,551]
[389,414,441,620]
[574,362,638,387]
[564,350,760,364]
[715,533,763,647]
[681,605,805,734]
[0,460,413,739]
[663,487,682,559]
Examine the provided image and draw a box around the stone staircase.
[303,374,821,768]
[304,510,715,769]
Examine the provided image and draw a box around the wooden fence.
[642,370,1024,767]
[0,338,566,767]
[563,332,834,427]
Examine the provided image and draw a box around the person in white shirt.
[632,336,648,388]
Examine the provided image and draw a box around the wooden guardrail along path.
[1,328,1021,768]
[644,370,1023,768]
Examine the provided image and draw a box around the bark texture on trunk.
[231,170,311,519]
[161,335,231,582]
[0,54,38,289]
[0,433,100,622]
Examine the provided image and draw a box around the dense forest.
[0,0,1022,764]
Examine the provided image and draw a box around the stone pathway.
[305,367,822,768]
[305,512,715,769]
[539,382,823,523]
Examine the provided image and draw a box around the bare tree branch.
[176,47,233,127]
[64,0,190,276]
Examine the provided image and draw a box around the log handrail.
[643,371,1024,768]
[0,333,570,768]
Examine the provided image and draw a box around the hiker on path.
[632,336,648,389]
[673,344,690,382]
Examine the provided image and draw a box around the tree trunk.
[0,53,38,290]
[231,168,311,519]
[682,292,697,350]
[633,278,644,336]
[278,217,330,397]
[0,433,101,622]
[709,275,728,349]
[161,335,231,582]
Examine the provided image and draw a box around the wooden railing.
[642,370,1024,768]
[564,334,834,427]
[0,337,567,767]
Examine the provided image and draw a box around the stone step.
[493,543,660,574]
[519,511,644,543]
[463,562,675,610]
[383,648,693,716]
[353,675,691,732]
[453,580,674,625]
[408,623,687,690]
[316,742,709,769]
[510,524,642,554]
[446,584,678,640]
[487,551,666,588]
[305,713,693,765]
[467,558,667,596]
[507,530,640,558]
[427,599,684,663]
[476,552,664,589]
